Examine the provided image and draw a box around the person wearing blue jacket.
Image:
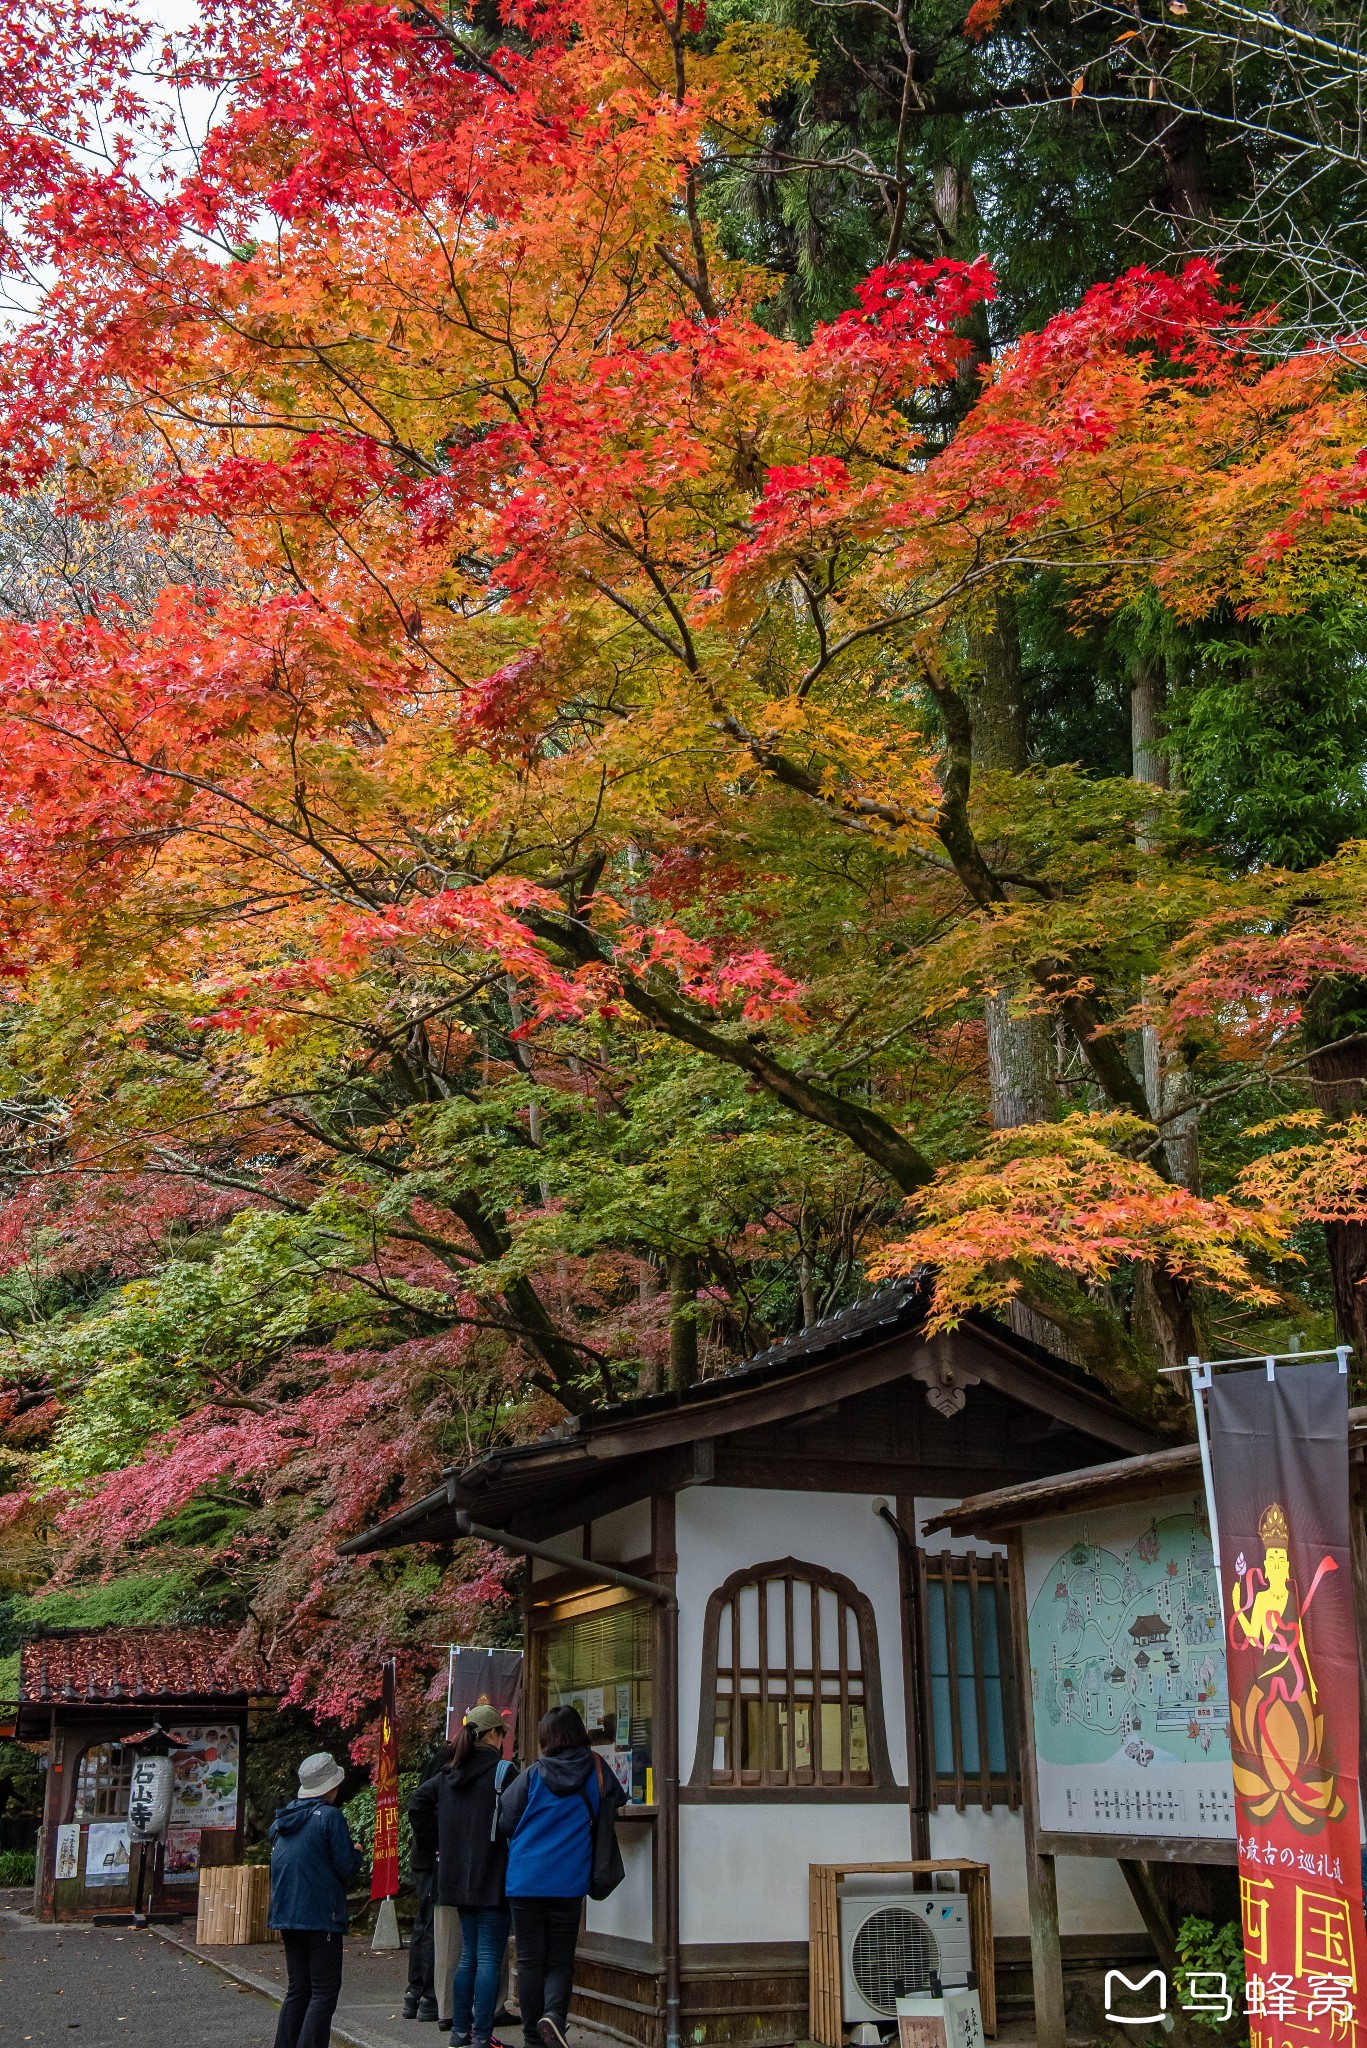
[497,1706,625,2048]
[269,1750,365,2048]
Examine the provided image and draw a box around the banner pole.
[1187,1354,1222,1578]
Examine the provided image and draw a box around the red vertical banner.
[370,1656,400,1903]
[1208,1360,1363,2047]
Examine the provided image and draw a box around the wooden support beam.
[1117,1859,1177,1976]
[1024,1839,1067,2048]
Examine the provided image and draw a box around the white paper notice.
[84,1821,130,1886]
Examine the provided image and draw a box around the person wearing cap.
[269,1750,365,2048]
[409,1703,515,2048]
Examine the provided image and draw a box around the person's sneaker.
[403,2002,422,2022]
[416,2003,440,2023]
[538,2019,570,2048]
[449,2034,471,2046]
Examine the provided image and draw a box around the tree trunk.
[971,594,1063,1357]
[1131,661,1200,1193]
[668,1252,699,1393]
[1306,1011,1367,1360]
[931,164,992,413]
[972,594,1051,1137]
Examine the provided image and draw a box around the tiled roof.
[19,1624,277,1705]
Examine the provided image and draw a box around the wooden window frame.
[919,1546,1021,1814]
[688,1555,894,1793]
[70,1739,135,1821]
[527,1576,655,1763]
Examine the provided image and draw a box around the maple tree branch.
[653,239,719,322]
[522,905,936,1195]
[401,2,521,97]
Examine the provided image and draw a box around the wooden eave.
[340,1296,1162,1557]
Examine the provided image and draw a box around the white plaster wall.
[674,1486,909,1786]
[591,1500,652,1565]
[585,1823,654,1945]
[680,1802,914,1945]
[531,1525,584,1579]
[927,1808,1142,1939]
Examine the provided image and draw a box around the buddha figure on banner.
[1228,1501,1344,1832]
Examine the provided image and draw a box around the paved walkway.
[2,1907,278,2048]
[3,1892,1041,2048]
[1,1893,607,2048]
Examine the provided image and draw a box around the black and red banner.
[1207,1360,1363,2047]
[370,1656,400,1903]
[446,1647,522,1755]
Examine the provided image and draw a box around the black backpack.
[576,1753,625,1900]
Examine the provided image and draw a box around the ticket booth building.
[19,1623,273,1920]
[344,1277,1160,2044]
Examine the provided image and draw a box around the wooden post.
[894,1494,933,1862]
[964,1864,996,2038]
[653,1492,680,2048]
[1007,1533,1066,2048]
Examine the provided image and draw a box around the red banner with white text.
[370,1657,400,1903]
[1208,1360,1363,2048]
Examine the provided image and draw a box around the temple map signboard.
[1022,1495,1235,1842]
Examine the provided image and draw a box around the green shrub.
[0,1847,36,1886]
[1175,1915,1246,2042]
[344,1771,419,1889]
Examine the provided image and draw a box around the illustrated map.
[1024,1498,1235,1840]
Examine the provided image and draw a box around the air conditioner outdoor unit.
[837,1876,973,2023]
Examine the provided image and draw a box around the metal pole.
[454,1514,675,1606]
[1187,1356,1222,1581]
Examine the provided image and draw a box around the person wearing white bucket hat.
[269,1751,364,2048]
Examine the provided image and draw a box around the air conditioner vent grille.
[850,1906,938,2013]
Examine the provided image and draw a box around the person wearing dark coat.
[498,1706,626,2048]
[404,1742,454,2020]
[269,1751,365,2048]
[409,1704,514,2048]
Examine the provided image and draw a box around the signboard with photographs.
[164,1824,203,1884]
[165,1724,241,1829]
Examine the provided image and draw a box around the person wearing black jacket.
[409,1705,513,2048]
[404,1741,453,2020]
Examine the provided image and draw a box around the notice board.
[1022,1494,1235,1844]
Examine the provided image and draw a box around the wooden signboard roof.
[925,1403,1367,1540]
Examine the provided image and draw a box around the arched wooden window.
[690,1557,894,1789]
[71,1741,134,1820]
